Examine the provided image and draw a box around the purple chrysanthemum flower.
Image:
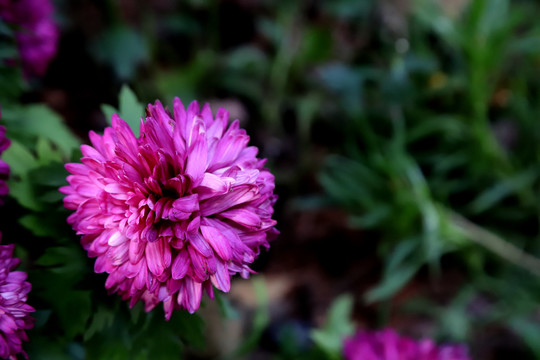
[0,114,10,204]
[344,328,470,360]
[61,98,278,319]
[0,0,59,76]
[0,233,35,360]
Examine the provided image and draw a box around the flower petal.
[171,251,189,280]
[200,225,232,261]
[187,232,213,258]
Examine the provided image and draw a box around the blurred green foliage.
[316,0,540,357]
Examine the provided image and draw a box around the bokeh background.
[3,0,540,359]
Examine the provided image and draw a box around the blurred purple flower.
[61,98,278,319]
[0,112,10,204]
[0,0,59,76]
[0,233,35,360]
[344,328,470,360]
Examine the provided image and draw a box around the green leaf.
[102,85,144,137]
[348,205,392,228]
[100,104,116,126]
[225,45,269,77]
[84,305,116,341]
[299,27,332,63]
[386,238,420,274]
[2,105,80,157]
[0,66,25,100]
[413,0,457,45]
[19,214,59,238]
[440,306,469,341]
[33,309,52,328]
[234,277,270,356]
[469,168,538,214]
[35,246,89,281]
[26,338,78,360]
[118,85,144,136]
[30,162,69,187]
[92,25,148,80]
[509,318,540,357]
[311,294,355,359]
[36,137,63,165]
[364,262,420,303]
[215,291,240,320]
[60,291,92,339]
[8,177,42,211]
[2,139,38,177]
[318,63,364,114]
[170,311,206,350]
[129,301,145,324]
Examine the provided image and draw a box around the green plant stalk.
[450,211,540,277]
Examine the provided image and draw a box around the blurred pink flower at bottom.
[344,328,470,360]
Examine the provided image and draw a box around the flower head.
[61,98,278,319]
[0,0,59,76]
[0,233,35,360]
[0,115,10,204]
[344,328,470,360]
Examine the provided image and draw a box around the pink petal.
[200,184,258,216]
[145,239,170,276]
[187,232,213,258]
[108,231,126,246]
[200,225,232,261]
[185,127,208,182]
[184,277,202,313]
[219,208,262,229]
[171,194,199,213]
[210,260,231,292]
[171,251,189,280]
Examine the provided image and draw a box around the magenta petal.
[200,103,214,127]
[207,108,228,140]
[219,208,262,229]
[200,185,258,216]
[172,194,199,212]
[187,232,213,258]
[129,239,145,264]
[173,97,187,132]
[187,216,201,233]
[188,246,207,282]
[145,239,167,276]
[210,260,231,292]
[185,134,208,182]
[184,277,202,313]
[200,225,232,261]
[65,163,90,176]
[171,251,189,280]
[108,231,126,246]
[199,172,231,193]
[81,144,106,161]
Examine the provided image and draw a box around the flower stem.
[450,211,540,277]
